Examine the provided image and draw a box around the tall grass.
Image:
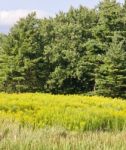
[0,120,126,150]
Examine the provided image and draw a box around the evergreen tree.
[0,34,8,91]
[96,33,126,98]
[43,6,97,94]
[1,13,44,92]
[0,1,126,98]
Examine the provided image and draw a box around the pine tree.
[96,33,126,98]
[1,13,44,92]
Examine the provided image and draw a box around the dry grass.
[0,120,126,150]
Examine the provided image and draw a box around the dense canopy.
[0,0,126,98]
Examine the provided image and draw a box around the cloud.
[0,9,52,26]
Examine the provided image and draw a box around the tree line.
[0,0,126,98]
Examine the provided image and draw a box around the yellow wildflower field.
[0,93,126,131]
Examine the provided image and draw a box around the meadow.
[1,93,126,149]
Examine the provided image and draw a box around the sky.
[0,0,124,33]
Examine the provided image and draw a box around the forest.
[0,0,126,98]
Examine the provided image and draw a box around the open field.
[0,93,126,149]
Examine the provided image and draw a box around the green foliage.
[96,34,126,98]
[1,13,44,92]
[0,1,126,98]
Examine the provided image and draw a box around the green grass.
[0,120,126,150]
